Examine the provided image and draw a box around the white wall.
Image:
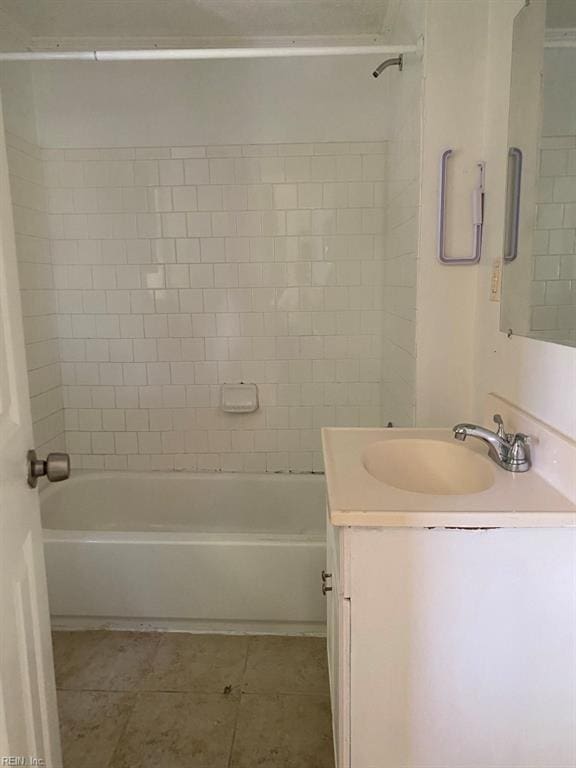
[474,0,576,441]
[415,0,489,427]
[31,57,393,148]
[382,0,424,43]
[410,0,576,439]
[380,0,423,427]
[0,63,38,144]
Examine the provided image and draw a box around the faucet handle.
[512,432,532,449]
[507,432,532,471]
[493,413,507,439]
[515,432,531,442]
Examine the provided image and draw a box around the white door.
[0,103,62,766]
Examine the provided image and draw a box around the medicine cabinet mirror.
[501,0,576,347]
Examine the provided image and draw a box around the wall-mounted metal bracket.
[437,149,485,265]
[503,147,523,262]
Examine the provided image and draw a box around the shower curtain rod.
[0,44,420,63]
[544,39,576,48]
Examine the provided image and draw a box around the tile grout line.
[104,692,140,768]
[138,632,164,687]
[58,685,329,698]
[101,634,162,768]
[226,637,252,768]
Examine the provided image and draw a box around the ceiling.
[0,0,391,43]
[547,0,576,29]
[1,0,573,50]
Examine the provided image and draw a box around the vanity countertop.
[322,427,576,528]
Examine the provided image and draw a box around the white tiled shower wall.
[531,135,576,345]
[39,141,388,472]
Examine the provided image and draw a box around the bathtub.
[41,471,327,635]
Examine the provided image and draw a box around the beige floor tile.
[53,631,160,691]
[139,633,248,694]
[53,631,103,688]
[230,693,335,768]
[58,690,135,768]
[109,691,238,768]
[242,636,329,694]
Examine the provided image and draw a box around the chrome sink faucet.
[452,414,532,473]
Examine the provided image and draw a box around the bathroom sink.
[361,439,495,495]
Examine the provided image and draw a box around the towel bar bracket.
[437,148,485,265]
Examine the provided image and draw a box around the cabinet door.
[326,519,351,768]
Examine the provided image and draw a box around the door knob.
[27,450,70,488]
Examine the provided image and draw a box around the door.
[0,102,62,766]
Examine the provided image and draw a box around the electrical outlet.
[490,259,502,302]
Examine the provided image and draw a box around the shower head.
[372,54,403,78]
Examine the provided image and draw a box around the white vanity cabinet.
[322,408,576,768]
[325,519,576,768]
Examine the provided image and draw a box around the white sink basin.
[362,439,495,495]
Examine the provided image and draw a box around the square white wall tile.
[16,138,407,471]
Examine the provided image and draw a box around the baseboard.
[50,615,327,637]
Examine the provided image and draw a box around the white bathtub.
[41,471,327,635]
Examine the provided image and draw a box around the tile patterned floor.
[53,631,335,768]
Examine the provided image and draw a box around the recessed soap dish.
[220,383,259,413]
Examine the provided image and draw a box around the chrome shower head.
[372,54,403,78]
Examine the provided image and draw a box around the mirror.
[501,0,576,347]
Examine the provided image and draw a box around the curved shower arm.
[372,55,403,78]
